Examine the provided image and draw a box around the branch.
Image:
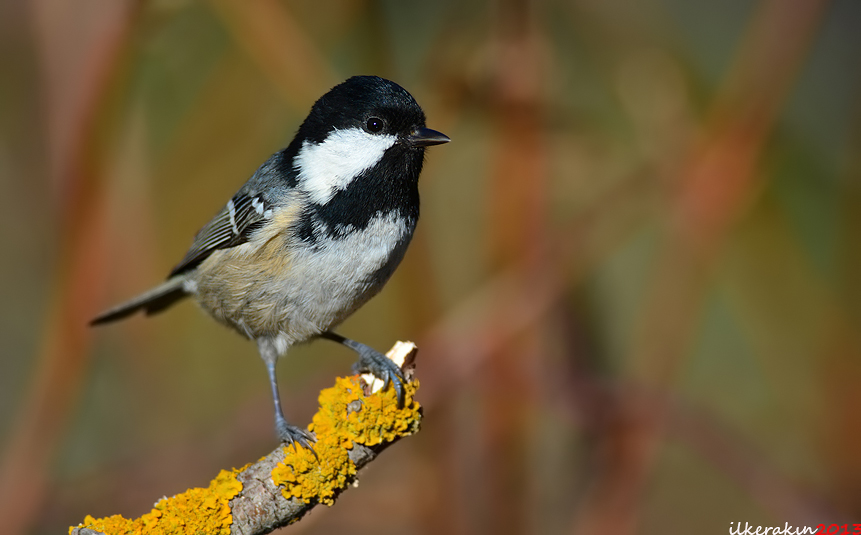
[69,342,421,535]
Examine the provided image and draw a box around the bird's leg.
[258,339,316,453]
[321,331,405,408]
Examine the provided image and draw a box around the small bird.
[91,76,449,450]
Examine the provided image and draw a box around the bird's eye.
[366,117,384,133]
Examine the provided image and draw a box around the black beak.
[408,127,450,147]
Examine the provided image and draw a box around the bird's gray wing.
[168,192,272,277]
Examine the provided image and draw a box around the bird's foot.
[276,417,317,457]
[352,346,406,409]
[320,332,407,408]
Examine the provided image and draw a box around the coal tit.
[91,75,449,449]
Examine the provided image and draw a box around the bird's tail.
[90,277,189,325]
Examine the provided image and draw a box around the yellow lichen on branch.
[272,375,421,505]
[69,341,421,535]
[71,469,243,535]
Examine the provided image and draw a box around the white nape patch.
[295,128,398,205]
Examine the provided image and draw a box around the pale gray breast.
[284,211,415,325]
[189,207,414,343]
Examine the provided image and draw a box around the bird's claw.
[355,350,406,409]
[276,419,317,458]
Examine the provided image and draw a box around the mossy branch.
[69,342,421,535]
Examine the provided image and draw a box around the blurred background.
[1,0,860,533]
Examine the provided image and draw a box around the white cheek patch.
[295,128,398,205]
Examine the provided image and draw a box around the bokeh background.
[2,0,860,533]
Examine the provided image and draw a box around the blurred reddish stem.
[0,1,141,533]
[481,1,551,534]
[571,0,832,533]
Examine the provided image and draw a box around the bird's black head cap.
[297,76,428,144]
